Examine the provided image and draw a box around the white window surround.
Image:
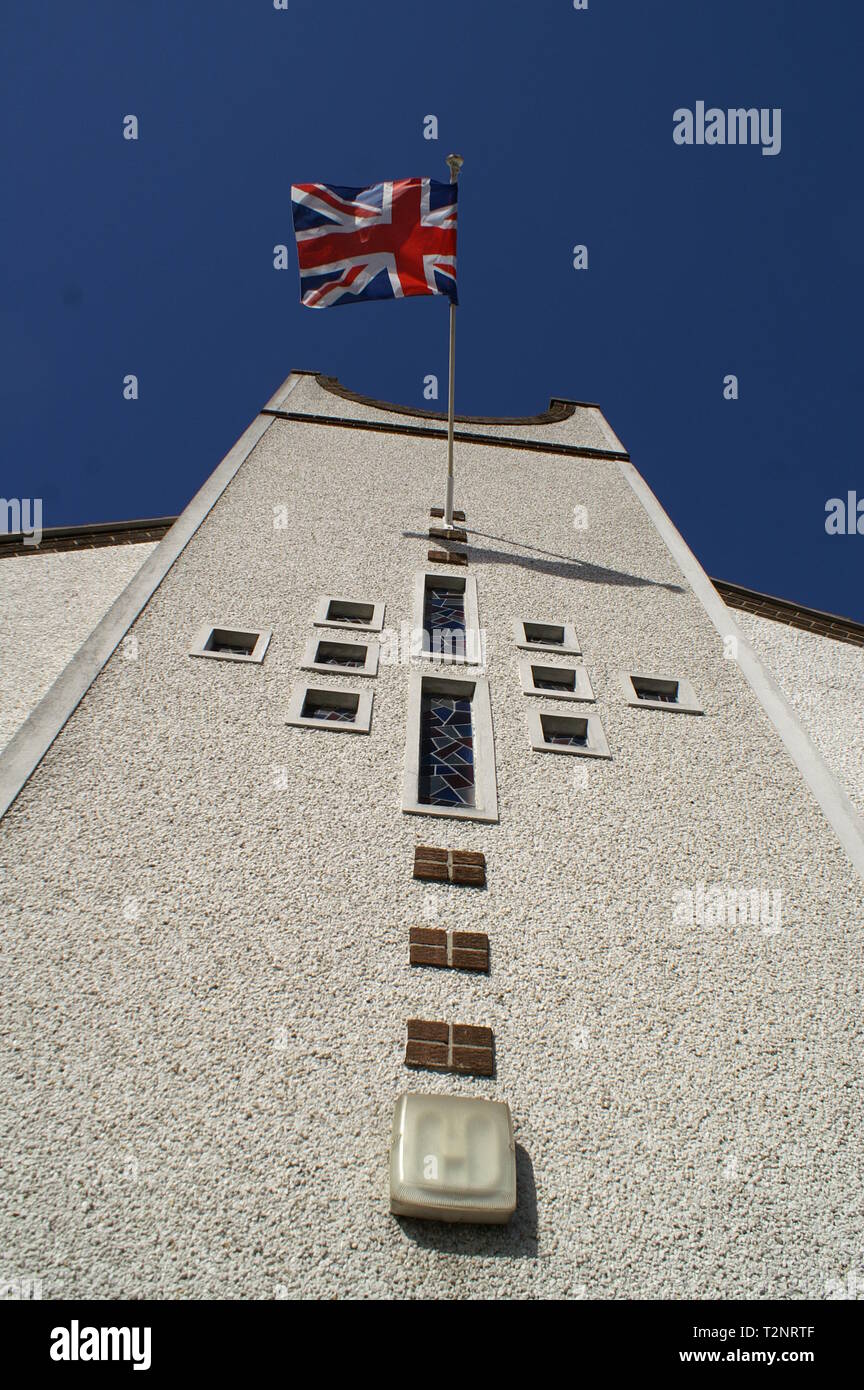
[527,708,611,759]
[411,571,482,665]
[402,671,498,823]
[188,623,272,664]
[518,659,594,703]
[619,671,703,715]
[513,618,581,656]
[287,683,373,734]
[314,595,385,633]
[301,634,379,678]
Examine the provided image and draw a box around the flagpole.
[444,153,463,528]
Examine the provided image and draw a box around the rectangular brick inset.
[451,1045,494,1077]
[407,1018,449,1043]
[413,846,487,888]
[451,863,486,887]
[430,506,466,522]
[404,1021,495,1078]
[452,930,487,951]
[429,526,468,544]
[450,949,487,972]
[451,1024,493,1049]
[414,845,448,864]
[413,858,449,883]
[409,943,448,968]
[427,548,468,567]
[405,1039,449,1070]
[409,926,447,947]
[409,928,489,973]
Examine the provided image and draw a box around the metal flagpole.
[444,153,463,528]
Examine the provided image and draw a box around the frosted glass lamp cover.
[389,1092,517,1223]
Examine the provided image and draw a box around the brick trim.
[713,578,864,648]
[427,548,467,566]
[315,373,586,425]
[260,408,632,463]
[409,927,489,972]
[413,846,487,887]
[405,1019,494,1077]
[428,526,468,544]
[0,517,176,559]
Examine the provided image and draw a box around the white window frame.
[188,623,272,664]
[527,708,611,759]
[411,571,482,665]
[513,618,581,656]
[301,634,379,678]
[619,671,703,715]
[314,595,385,634]
[402,671,498,823]
[518,659,594,703]
[287,683,373,734]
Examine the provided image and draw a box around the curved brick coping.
[314,372,588,425]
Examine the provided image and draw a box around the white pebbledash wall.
[1,374,863,1300]
[734,611,864,823]
[0,544,157,753]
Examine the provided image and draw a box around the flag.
[291,178,458,309]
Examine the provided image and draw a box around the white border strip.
[0,374,301,820]
[619,458,864,881]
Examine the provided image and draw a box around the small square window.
[314,595,385,633]
[527,708,611,759]
[389,1092,517,1224]
[513,618,580,655]
[518,659,594,702]
[188,623,271,664]
[620,672,703,714]
[287,683,373,734]
[301,635,379,677]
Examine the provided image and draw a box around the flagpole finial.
[445,154,464,182]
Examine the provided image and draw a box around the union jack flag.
[291,178,458,309]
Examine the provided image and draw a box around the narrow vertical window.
[418,690,475,807]
[403,674,498,823]
[412,572,482,665]
[424,584,466,660]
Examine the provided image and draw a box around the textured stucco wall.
[734,610,864,823]
[0,544,156,753]
[1,380,862,1300]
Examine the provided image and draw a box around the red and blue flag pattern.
[291,178,458,308]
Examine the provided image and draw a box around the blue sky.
[3,1,863,617]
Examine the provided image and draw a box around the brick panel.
[404,1020,495,1078]
[427,548,468,567]
[409,927,489,973]
[413,846,487,888]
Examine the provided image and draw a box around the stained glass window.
[544,728,587,747]
[326,600,375,625]
[418,693,475,807]
[634,678,679,704]
[524,622,565,646]
[301,696,357,723]
[425,585,466,659]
